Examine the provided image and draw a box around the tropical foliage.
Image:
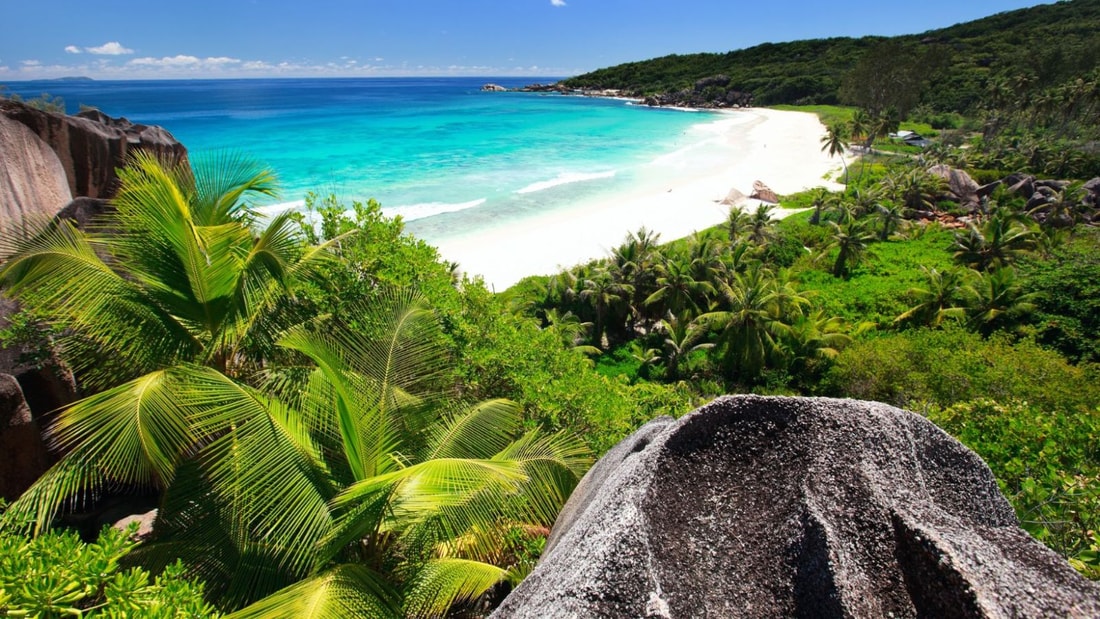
[0,520,218,618]
[0,155,590,616]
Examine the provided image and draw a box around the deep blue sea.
[4,78,731,241]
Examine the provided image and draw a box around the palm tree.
[610,228,661,332]
[894,266,967,328]
[725,206,753,243]
[961,267,1038,336]
[580,267,631,348]
[657,313,714,380]
[543,308,601,357]
[748,203,777,245]
[825,218,876,279]
[783,311,853,384]
[697,265,786,383]
[644,257,714,319]
[849,109,872,151]
[0,151,308,389]
[1,155,590,617]
[875,202,908,241]
[808,188,834,226]
[821,122,850,183]
[884,168,946,213]
[952,208,1036,271]
[173,295,588,617]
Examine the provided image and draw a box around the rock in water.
[492,396,1100,618]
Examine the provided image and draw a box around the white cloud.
[205,56,241,66]
[87,41,134,55]
[551,0,566,6]
[130,55,201,67]
[21,59,41,66]
[64,45,82,54]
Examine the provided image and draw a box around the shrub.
[824,327,1100,411]
[929,399,1100,577]
[0,523,218,617]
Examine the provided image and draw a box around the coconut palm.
[657,313,714,380]
[821,122,850,182]
[644,257,714,319]
[0,151,309,389]
[952,208,1036,271]
[875,202,908,241]
[725,206,753,242]
[698,265,786,382]
[543,308,601,357]
[782,311,853,384]
[884,168,946,213]
[580,267,632,348]
[0,154,590,617]
[808,188,834,226]
[610,228,661,332]
[157,295,589,617]
[961,267,1038,336]
[748,203,777,245]
[824,218,876,279]
[849,109,872,151]
[894,267,967,328]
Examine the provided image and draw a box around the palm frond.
[226,564,401,619]
[191,151,279,225]
[422,399,522,461]
[402,558,506,619]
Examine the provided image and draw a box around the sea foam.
[388,198,488,221]
[515,171,617,195]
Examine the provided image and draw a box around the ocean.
[3,77,740,244]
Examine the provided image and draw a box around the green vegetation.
[0,87,66,113]
[503,131,1100,575]
[2,2,1100,612]
[563,0,1100,113]
[0,156,599,616]
[0,520,218,617]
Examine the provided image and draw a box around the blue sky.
[1,0,1051,80]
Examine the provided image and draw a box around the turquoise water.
[5,78,729,241]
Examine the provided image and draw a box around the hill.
[562,0,1100,113]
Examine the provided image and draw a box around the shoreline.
[428,107,848,291]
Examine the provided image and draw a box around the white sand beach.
[431,108,847,291]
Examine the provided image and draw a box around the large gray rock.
[494,396,1100,618]
[0,99,187,200]
[0,114,73,230]
[929,164,981,210]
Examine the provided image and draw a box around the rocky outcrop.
[493,396,1100,618]
[56,196,113,229]
[749,180,779,204]
[481,83,508,92]
[719,187,747,207]
[0,373,53,501]
[0,100,187,201]
[0,114,73,230]
[929,164,981,210]
[640,75,754,109]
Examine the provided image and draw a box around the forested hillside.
[563,0,1100,112]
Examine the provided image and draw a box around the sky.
[0,0,1054,80]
